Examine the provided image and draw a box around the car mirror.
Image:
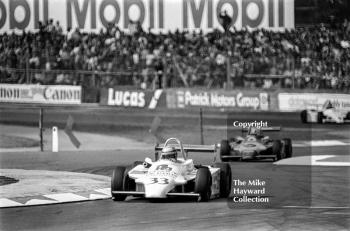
[144,157,153,168]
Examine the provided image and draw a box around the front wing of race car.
[111,166,220,200]
[220,148,276,160]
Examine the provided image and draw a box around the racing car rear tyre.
[220,140,230,162]
[300,110,307,123]
[272,140,282,160]
[111,166,127,201]
[283,138,293,158]
[317,112,324,124]
[195,167,212,202]
[213,163,232,198]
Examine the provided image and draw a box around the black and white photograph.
[0,0,349,230]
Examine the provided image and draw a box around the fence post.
[226,55,231,89]
[39,108,44,151]
[52,127,59,152]
[199,108,204,145]
[292,56,295,89]
[26,55,30,84]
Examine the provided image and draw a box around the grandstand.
[0,0,349,92]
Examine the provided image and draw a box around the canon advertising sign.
[0,0,294,33]
[0,84,82,104]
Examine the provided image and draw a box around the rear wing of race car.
[155,143,217,160]
[155,143,217,153]
[242,126,281,132]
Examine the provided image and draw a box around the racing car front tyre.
[195,167,212,202]
[282,138,293,158]
[220,140,230,162]
[123,166,136,191]
[300,110,307,123]
[272,140,282,161]
[213,163,232,198]
[111,166,127,201]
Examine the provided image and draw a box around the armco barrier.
[278,93,350,112]
[165,89,270,111]
[0,84,81,104]
[100,88,166,109]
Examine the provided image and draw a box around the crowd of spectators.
[0,18,349,91]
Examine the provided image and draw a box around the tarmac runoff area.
[0,124,150,152]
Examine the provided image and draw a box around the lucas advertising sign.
[0,0,294,33]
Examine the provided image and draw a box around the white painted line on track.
[275,155,350,166]
[25,199,58,206]
[95,188,111,196]
[89,193,110,200]
[0,198,23,207]
[283,206,350,209]
[310,140,349,146]
[44,193,88,202]
[293,140,350,147]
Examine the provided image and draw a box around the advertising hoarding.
[0,0,294,33]
[0,84,82,104]
[278,93,350,112]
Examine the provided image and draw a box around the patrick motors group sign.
[173,90,269,110]
[0,0,294,33]
[0,84,82,104]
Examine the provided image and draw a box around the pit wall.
[1,84,350,112]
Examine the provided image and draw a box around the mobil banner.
[169,89,269,110]
[0,0,294,33]
[100,88,165,109]
[0,84,81,104]
[278,93,350,112]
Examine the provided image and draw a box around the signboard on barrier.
[278,93,350,112]
[167,89,269,110]
[100,88,165,109]
[0,0,294,33]
[0,84,82,104]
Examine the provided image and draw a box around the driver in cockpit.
[248,127,261,137]
[160,146,178,162]
[323,100,334,110]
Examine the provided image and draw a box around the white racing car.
[111,138,232,202]
[301,100,350,124]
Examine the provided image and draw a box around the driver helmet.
[248,127,261,136]
[160,146,177,161]
[324,100,333,109]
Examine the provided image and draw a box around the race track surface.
[0,104,349,230]
[0,147,349,230]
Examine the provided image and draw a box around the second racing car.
[111,138,232,202]
[301,100,350,124]
[219,127,292,162]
